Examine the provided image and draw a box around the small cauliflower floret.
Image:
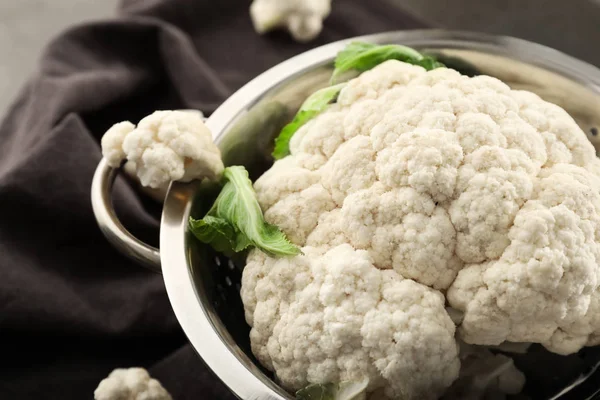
[101,121,136,167]
[321,135,378,205]
[249,0,331,42]
[342,99,387,140]
[94,368,172,400]
[101,110,224,189]
[290,109,347,170]
[254,157,320,209]
[450,160,535,263]
[515,90,597,167]
[264,184,335,245]
[253,157,335,245]
[305,208,349,250]
[122,160,168,203]
[448,144,539,264]
[338,60,427,106]
[241,244,460,400]
[499,113,547,166]
[312,183,462,290]
[454,113,507,154]
[376,128,463,203]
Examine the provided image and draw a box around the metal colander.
[92,30,600,400]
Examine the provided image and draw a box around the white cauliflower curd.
[242,244,459,399]
[101,110,224,189]
[241,59,600,398]
[250,0,332,42]
[94,368,171,400]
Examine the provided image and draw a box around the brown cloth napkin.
[0,1,425,399]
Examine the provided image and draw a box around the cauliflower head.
[250,0,331,42]
[101,110,224,189]
[94,368,172,400]
[242,59,600,397]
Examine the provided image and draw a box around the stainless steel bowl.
[91,30,600,400]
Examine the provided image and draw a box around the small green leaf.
[415,57,446,70]
[189,166,301,257]
[296,379,369,400]
[331,41,445,84]
[272,83,346,160]
[189,215,237,254]
[272,43,444,160]
[296,383,336,400]
[335,379,369,400]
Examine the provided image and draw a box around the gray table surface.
[1,0,599,116]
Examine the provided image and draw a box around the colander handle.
[91,158,162,273]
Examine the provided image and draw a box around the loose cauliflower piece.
[241,244,460,400]
[94,368,172,400]
[101,110,224,189]
[245,59,600,398]
[249,0,331,42]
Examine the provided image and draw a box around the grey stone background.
[0,0,118,115]
[1,0,600,116]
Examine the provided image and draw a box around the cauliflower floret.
[254,156,321,210]
[448,163,600,354]
[307,183,462,289]
[338,61,428,108]
[241,244,460,400]
[321,135,378,205]
[245,59,600,397]
[102,121,136,167]
[94,368,172,400]
[249,0,331,42]
[264,184,335,244]
[290,109,347,170]
[449,154,536,263]
[253,157,334,245]
[101,110,224,189]
[376,128,464,203]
